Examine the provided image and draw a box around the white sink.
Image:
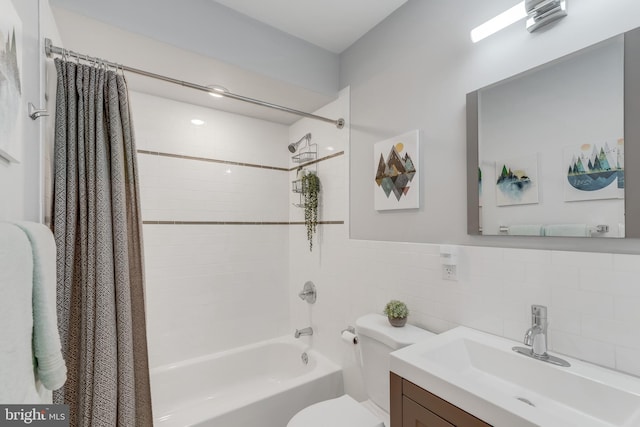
[391,327,640,427]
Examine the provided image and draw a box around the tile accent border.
[137,149,288,171]
[143,220,345,226]
[138,150,345,227]
[137,149,344,172]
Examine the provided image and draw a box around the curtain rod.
[44,39,345,129]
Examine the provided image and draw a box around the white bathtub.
[151,336,344,427]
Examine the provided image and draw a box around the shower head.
[288,133,311,153]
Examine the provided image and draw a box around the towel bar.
[499,224,610,234]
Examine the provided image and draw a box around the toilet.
[287,313,435,427]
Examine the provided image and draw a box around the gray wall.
[48,0,340,96]
[341,0,640,253]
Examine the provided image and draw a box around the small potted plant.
[383,300,409,327]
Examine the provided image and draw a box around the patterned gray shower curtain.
[51,58,153,426]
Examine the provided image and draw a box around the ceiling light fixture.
[470,0,567,43]
[190,119,205,126]
[471,1,527,43]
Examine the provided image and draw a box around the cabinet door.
[403,397,454,427]
[402,379,492,427]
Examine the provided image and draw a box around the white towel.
[507,225,544,236]
[544,224,590,237]
[0,223,41,403]
[13,222,67,391]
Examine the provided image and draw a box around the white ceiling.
[210,0,408,53]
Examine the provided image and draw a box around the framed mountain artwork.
[374,130,419,211]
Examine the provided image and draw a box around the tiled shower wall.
[132,92,291,368]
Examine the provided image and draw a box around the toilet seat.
[287,394,385,427]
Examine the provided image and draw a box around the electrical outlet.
[442,264,457,281]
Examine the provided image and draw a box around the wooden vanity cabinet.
[390,372,492,427]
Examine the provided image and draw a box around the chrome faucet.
[524,304,548,357]
[294,327,313,338]
[513,305,570,367]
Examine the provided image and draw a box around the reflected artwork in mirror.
[467,27,640,239]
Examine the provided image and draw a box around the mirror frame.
[467,27,640,239]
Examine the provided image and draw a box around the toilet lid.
[287,395,385,427]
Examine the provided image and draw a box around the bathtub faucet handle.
[298,281,316,304]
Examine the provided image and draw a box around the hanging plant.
[301,171,320,251]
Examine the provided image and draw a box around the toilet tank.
[355,314,435,413]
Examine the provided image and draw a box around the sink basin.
[391,327,640,427]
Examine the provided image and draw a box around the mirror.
[467,27,640,238]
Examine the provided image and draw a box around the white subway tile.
[409,311,457,334]
[527,263,580,289]
[549,330,616,369]
[503,319,530,342]
[551,250,614,269]
[468,255,524,281]
[520,282,553,308]
[467,275,504,298]
[613,253,640,272]
[552,287,614,319]
[496,296,529,323]
[464,245,504,261]
[580,269,640,297]
[464,315,503,337]
[503,248,552,265]
[578,269,615,294]
[548,309,581,335]
[615,346,640,377]
[614,296,640,322]
[581,316,640,350]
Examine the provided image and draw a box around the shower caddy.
[291,135,318,208]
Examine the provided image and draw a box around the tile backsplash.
[290,224,640,387]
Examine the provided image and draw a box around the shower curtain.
[51,58,153,426]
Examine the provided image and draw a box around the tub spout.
[294,327,313,338]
